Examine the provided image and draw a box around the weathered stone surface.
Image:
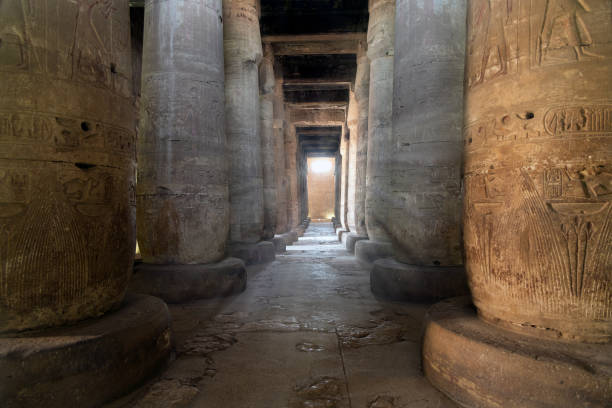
[334,149,342,222]
[229,241,276,266]
[390,0,465,266]
[129,258,247,303]
[364,0,394,243]
[337,228,350,242]
[0,294,171,408]
[353,41,370,237]
[260,43,277,240]
[0,0,136,332]
[463,0,611,343]
[423,297,612,408]
[224,0,264,244]
[138,0,227,264]
[354,240,393,269]
[371,258,468,302]
[345,233,368,254]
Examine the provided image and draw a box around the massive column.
[355,0,395,266]
[260,43,277,241]
[0,1,170,405]
[424,1,612,407]
[134,0,246,301]
[285,118,300,230]
[224,0,274,264]
[370,0,469,301]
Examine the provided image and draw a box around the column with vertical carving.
[423,2,612,406]
[0,1,170,405]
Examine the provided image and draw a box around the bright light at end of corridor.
[310,158,332,173]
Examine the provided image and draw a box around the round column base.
[229,241,276,266]
[354,240,393,269]
[423,297,612,408]
[336,228,349,241]
[283,230,299,244]
[371,258,469,301]
[0,294,171,408]
[345,233,368,253]
[271,236,287,253]
[294,226,306,237]
[130,257,247,303]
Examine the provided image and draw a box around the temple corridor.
[1,0,610,406]
[111,222,456,408]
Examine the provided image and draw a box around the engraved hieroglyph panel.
[0,0,136,333]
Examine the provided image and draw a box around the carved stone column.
[370,0,469,301]
[224,0,274,264]
[355,0,395,267]
[423,1,612,406]
[134,0,246,299]
[260,43,277,243]
[273,75,289,236]
[0,1,170,405]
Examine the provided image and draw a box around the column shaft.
[224,0,264,243]
[0,0,136,332]
[260,43,276,239]
[354,42,370,236]
[273,76,289,234]
[364,0,395,242]
[346,91,358,231]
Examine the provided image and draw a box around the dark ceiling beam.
[283,83,350,92]
[129,1,144,7]
[284,89,349,104]
[277,54,357,83]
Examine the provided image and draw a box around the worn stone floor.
[110,222,458,408]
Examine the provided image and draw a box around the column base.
[0,294,171,408]
[345,233,368,253]
[371,258,469,301]
[229,241,276,265]
[336,228,349,242]
[130,258,247,303]
[271,236,287,253]
[282,230,298,244]
[423,297,612,408]
[294,225,306,237]
[354,239,393,269]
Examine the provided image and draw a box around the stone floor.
[109,222,458,408]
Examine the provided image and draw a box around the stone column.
[260,43,277,241]
[274,76,289,235]
[0,1,170,405]
[335,150,342,223]
[134,0,246,299]
[370,0,469,301]
[345,76,369,252]
[423,2,612,407]
[224,0,274,264]
[341,110,352,231]
[285,118,300,231]
[355,0,395,266]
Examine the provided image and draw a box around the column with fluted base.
[423,2,612,407]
